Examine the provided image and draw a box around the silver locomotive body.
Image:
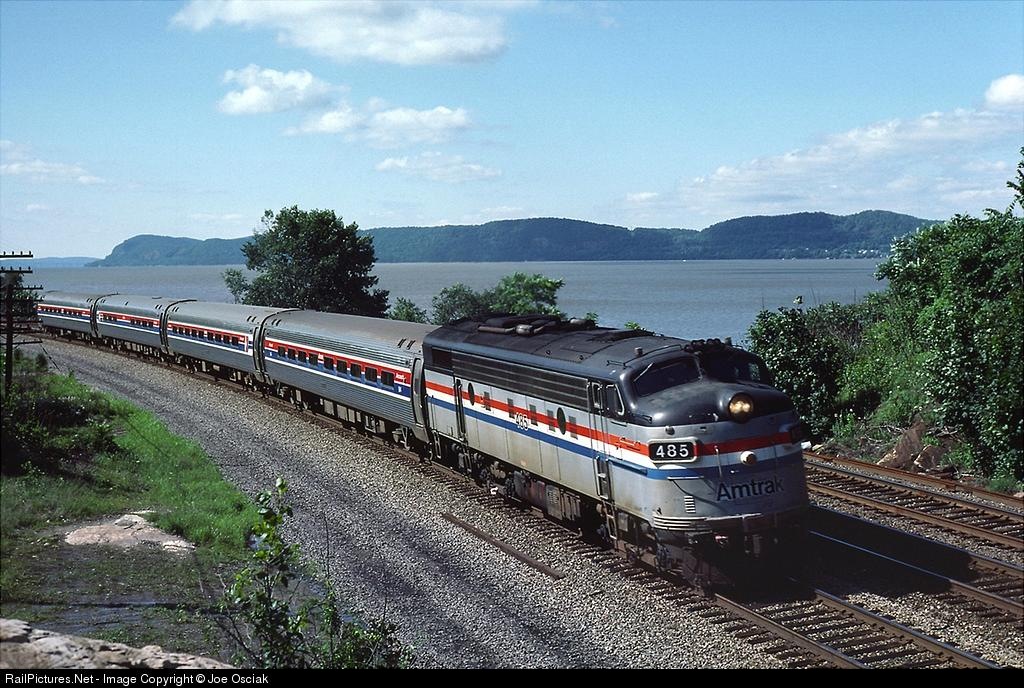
[423,316,809,579]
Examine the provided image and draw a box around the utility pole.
[0,251,43,396]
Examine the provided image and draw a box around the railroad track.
[715,585,999,668]
[805,456,1024,552]
[809,507,1023,622]
[806,452,1024,510]
[400,453,1004,668]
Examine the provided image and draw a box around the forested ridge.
[89,210,931,266]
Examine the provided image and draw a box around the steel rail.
[440,512,566,580]
[806,459,1024,524]
[805,452,1024,511]
[711,593,868,669]
[808,481,1024,551]
[810,587,1002,669]
[810,531,1023,618]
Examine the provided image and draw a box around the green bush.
[747,171,1023,486]
[221,479,412,668]
[747,301,867,439]
[878,209,1023,482]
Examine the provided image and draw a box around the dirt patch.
[2,529,237,663]
[65,512,193,555]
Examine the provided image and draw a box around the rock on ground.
[0,618,230,669]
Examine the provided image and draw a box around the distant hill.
[88,235,249,267]
[9,256,100,268]
[88,211,935,266]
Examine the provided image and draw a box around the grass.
[1,353,259,660]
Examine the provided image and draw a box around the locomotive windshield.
[631,350,772,398]
[632,357,701,397]
[698,349,772,384]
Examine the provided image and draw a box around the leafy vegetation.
[748,159,1023,489]
[1,350,257,559]
[387,297,428,324]
[221,479,411,668]
[2,353,412,666]
[223,206,388,316]
[430,273,565,324]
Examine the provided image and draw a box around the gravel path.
[34,339,785,669]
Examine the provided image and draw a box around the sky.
[1,0,1022,258]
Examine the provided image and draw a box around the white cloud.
[365,106,470,147]
[24,204,50,213]
[376,152,500,183]
[291,104,364,134]
[218,64,336,114]
[626,192,659,203]
[984,73,1024,110]
[669,89,1021,222]
[1,141,105,185]
[172,0,514,65]
[291,103,470,147]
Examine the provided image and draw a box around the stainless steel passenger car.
[166,301,294,379]
[37,291,116,338]
[95,294,194,351]
[262,311,435,441]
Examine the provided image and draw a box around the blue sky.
[1,0,1021,257]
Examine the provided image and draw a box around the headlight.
[728,393,754,422]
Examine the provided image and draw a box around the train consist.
[39,291,809,586]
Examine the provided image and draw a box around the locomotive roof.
[425,316,701,381]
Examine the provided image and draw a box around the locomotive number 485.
[649,441,696,462]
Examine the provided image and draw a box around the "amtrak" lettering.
[716,477,783,501]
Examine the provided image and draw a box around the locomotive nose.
[638,382,794,427]
[716,386,793,423]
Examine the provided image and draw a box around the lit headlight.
[728,393,754,422]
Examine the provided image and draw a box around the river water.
[32,259,885,345]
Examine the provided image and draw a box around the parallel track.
[805,453,1023,510]
[805,458,1024,551]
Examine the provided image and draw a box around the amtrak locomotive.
[39,292,809,586]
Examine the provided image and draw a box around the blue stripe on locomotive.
[428,395,802,481]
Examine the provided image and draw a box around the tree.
[431,283,488,325]
[387,297,428,324]
[875,207,1023,484]
[746,153,1024,487]
[223,207,388,316]
[430,273,565,324]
